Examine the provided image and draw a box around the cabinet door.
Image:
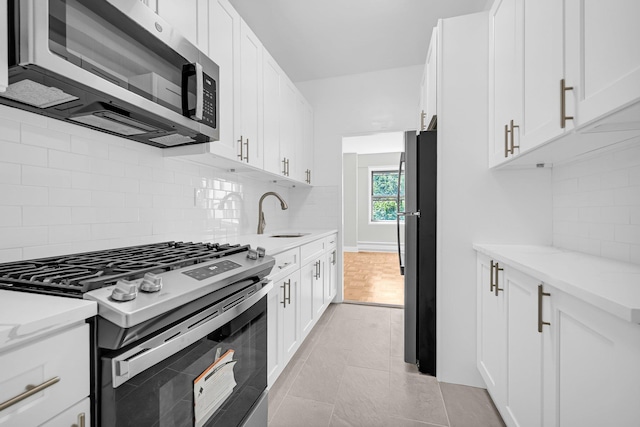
[476,254,507,407]
[267,280,284,387]
[239,20,263,168]
[154,0,207,48]
[488,0,520,167]
[262,50,282,175]
[283,270,301,362]
[424,27,438,128]
[313,257,325,317]
[40,397,91,427]
[543,287,640,426]
[565,0,640,128]
[300,99,314,184]
[504,269,543,427]
[300,262,315,339]
[326,249,337,304]
[279,78,297,177]
[207,0,241,160]
[520,0,567,151]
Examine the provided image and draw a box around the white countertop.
[0,290,97,352]
[473,244,640,323]
[227,229,338,255]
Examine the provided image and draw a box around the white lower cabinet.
[0,324,90,427]
[267,269,300,387]
[41,397,90,427]
[267,233,338,387]
[477,252,640,427]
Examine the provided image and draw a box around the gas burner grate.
[0,241,249,297]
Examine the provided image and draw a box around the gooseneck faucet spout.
[257,192,288,234]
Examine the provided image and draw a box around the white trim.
[357,241,399,252]
[343,246,359,253]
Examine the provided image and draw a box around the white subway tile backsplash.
[0,226,48,249]
[1,107,291,261]
[22,165,72,188]
[21,124,70,151]
[0,206,21,227]
[0,141,48,166]
[0,162,21,184]
[553,142,640,264]
[0,184,48,206]
[49,224,91,244]
[0,117,21,143]
[49,150,92,173]
[23,206,71,226]
[50,188,92,206]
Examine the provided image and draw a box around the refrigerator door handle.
[397,152,405,275]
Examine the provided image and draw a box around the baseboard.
[357,241,399,252]
[343,246,359,253]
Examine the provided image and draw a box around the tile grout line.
[437,381,453,427]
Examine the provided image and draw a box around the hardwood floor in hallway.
[343,251,404,306]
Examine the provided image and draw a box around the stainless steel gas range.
[0,241,274,427]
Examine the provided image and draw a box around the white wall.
[0,105,291,262]
[436,13,553,387]
[342,153,358,249]
[552,140,640,264]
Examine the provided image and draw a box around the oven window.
[101,297,267,427]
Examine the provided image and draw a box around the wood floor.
[343,251,404,306]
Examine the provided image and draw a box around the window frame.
[368,166,403,224]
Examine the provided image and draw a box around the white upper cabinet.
[207,0,241,161]
[489,0,640,168]
[151,0,208,49]
[238,20,263,168]
[488,0,520,167]
[417,27,438,132]
[565,0,640,130]
[280,78,298,179]
[262,49,283,176]
[301,99,314,184]
[518,0,566,152]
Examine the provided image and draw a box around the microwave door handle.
[0,0,7,92]
[397,152,405,275]
[193,62,203,120]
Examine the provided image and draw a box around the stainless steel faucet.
[257,192,288,234]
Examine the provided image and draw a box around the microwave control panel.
[201,72,216,129]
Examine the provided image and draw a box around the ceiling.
[228,0,488,83]
[343,132,404,154]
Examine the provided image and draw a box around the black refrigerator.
[397,128,437,376]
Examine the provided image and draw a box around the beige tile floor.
[268,303,505,427]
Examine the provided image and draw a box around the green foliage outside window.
[371,170,404,221]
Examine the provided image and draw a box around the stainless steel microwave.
[1,0,219,148]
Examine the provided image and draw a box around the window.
[371,170,404,222]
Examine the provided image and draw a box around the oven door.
[100,282,271,427]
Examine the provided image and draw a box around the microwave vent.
[0,79,79,108]
[149,134,197,146]
[70,111,159,136]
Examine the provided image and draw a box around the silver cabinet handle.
[282,157,287,175]
[278,261,292,270]
[76,412,86,427]
[538,284,551,333]
[286,279,291,305]
[0,376,60,411]
[244,138,249,162]
[238,135,244,160]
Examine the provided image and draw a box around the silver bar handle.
[193,62,204,120]
[397,152,405,275]
[0,1,7,92]
[0,377,60,411]
[238,136,244,160]
[244,138,249,162]
[112,281,273,388]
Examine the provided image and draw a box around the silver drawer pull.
[0,376,60,411]
[278,261,292,269]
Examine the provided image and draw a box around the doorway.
[342,132,405,307]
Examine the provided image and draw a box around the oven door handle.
[111,280,273,388]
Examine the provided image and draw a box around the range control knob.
[111,280,138,302]
[140,272,163,293]
[256,247,266,257]
[246,249,259,260]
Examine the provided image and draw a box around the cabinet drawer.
[269,247,300,281]
[41,397,90,427]
[301,238,325,266]
[0,323,90,427]
[325,234,337,251]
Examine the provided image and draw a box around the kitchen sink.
[270,233,310,238]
